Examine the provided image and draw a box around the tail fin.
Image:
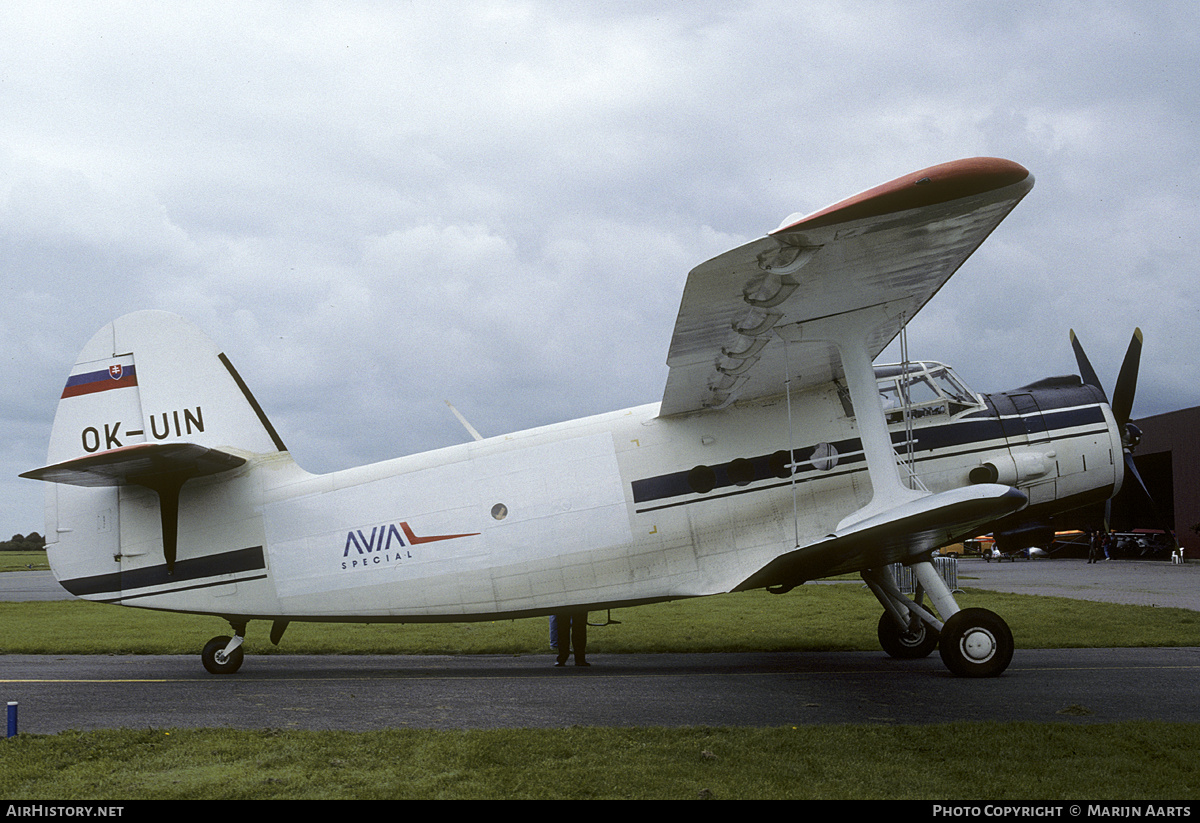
[37,310,285,467]
[23,310,286,573]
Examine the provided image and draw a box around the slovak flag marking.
[61,362,138,399]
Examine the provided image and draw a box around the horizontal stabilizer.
[735,484,1028,591]
[23,442,248,575]
[21,442,246,488]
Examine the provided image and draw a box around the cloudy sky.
[3,1,1198,537]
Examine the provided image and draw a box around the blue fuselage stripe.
[59,546,266,600]
[631,405,1108,510]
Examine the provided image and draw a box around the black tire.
[877,612,939,659]
[202,635,244,675]
[938,608,1013,677]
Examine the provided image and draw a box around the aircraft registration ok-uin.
[23,157,1143,677]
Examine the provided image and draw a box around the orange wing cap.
[774,157,1031,234]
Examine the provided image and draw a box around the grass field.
[4,723,1198,800]
[0,551,47,572]
[2,575,1199,655]
[3,556,1199,799]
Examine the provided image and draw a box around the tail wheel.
[202,635,244,675]
[938,608,1013,677]
[877,612,939,659]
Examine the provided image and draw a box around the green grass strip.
[1,583,1198,655]
[0,552,48,572]
[2,723,1198,799]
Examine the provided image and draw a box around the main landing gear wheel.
[938,608,1013,678]
[202,635,244,675]
[877,612,940,659]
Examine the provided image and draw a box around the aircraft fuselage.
[46,365,1122,623]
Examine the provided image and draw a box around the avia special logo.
[341,521,478,570]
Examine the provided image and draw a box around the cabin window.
[687,465,717,494]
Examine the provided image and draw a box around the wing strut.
[781,339,801,548]
[776,301,927,529]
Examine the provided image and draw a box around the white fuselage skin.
[45,373,1123,623]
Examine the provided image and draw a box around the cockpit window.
[930,370,976,406]
[869,362,982,423]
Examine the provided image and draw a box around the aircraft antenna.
[445,401,484,442]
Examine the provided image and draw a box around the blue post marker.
[6,702,15,738]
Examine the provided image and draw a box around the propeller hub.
[1123,422,1142,451]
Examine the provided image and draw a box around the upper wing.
[660,158,1034,416]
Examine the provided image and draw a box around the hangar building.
[1108,406,1200,558]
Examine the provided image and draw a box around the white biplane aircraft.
[23,157,1142,678]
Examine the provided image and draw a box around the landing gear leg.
[862,566,941,659]
[202,622,246,675]
[863,560,1014,677]
[911,560,1013,677]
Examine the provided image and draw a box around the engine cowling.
[969,451,1053,487]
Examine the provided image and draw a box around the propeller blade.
[1073,329,1169,551]
[1124,449,1152,501]
[1111,328,1143,427]
[1069,329,1107,402]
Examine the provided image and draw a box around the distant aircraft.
[22,158,1139,677]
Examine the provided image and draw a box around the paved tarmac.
[2,559,1198,734]
[957,557,1200,611]
[0,570,67,601]
[3,647,1199,734]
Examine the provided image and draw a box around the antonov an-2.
[23,157,1141,677]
